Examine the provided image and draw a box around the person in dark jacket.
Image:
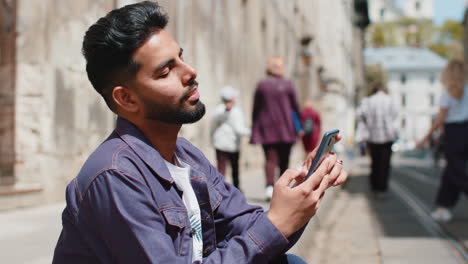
[52,2,348,263]
[250,57,302,200]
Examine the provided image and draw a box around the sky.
[433,0,465,25]
[392,0,465,25]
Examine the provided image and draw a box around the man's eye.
[159,70,170,78]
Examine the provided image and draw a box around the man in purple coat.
[52,2,348,263]
[250,57,302,200]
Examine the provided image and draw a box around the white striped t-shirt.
[164,156,203,262]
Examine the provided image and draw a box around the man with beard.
[53,2,348,264]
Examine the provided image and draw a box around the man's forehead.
[133,30,179,62]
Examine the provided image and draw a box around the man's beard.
[142,98,206,124]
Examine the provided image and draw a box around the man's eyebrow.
[154,58,175,73]
[154,48,184,74]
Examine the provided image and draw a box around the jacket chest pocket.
[161,208,191,256]
[208,184,222,212]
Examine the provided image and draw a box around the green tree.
[367,18,436,47]
[372,24,385,47]
[439,20,464,42]
[428,41,463,60]
[428,20,464,60]
[366,18,463,60]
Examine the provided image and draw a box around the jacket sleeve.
[356,98,368,122]
[231,108,251,136]
[182,139,305,263]
[205,164,305,263]
[251,84,262,125]
[287,81,301,113]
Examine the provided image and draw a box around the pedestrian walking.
[210,86,250,191]
[52,2,348,263]
[300,100,321,153]
[250,57,302,200]
[357,82,399,198]
[417,59,468,222]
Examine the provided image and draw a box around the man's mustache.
[180,80,199,101]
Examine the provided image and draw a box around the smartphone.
[306,129,340,179]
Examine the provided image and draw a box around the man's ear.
[112,86,140,113]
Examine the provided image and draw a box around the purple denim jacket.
[53,117,303,263]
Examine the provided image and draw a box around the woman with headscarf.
[250,57,301,200]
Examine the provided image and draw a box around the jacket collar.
[114,117,174,184]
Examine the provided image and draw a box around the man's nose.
[181,61,197,84]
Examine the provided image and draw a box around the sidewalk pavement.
[0,202,64,264]
[297,154,463,264]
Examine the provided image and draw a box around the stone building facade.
[0,0,368,210]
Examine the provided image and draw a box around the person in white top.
[417,60,468,223]
[357,82,399,198]
[211,86,251,190]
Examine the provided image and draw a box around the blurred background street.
[1,0,468,263]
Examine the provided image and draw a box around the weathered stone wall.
[11,0,116,205]
[304,0,362,147]
[1,0,364,209]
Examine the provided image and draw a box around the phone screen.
[306,129,339,178]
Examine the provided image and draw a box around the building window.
[430,93,435,106]
[429,74,436,84]
[401,118,406,128]
[415,1,421,10]
[380,8,385,19]
[380,8,385,20]
[400,74,407,84]
[401,93,406,106]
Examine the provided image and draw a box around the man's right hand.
[266,153,346,238]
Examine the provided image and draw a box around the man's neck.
[137,119,181,164]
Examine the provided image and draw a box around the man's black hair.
[82,1,168,112]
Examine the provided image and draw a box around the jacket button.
[190,228,196,237]
[203,248,209,255]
